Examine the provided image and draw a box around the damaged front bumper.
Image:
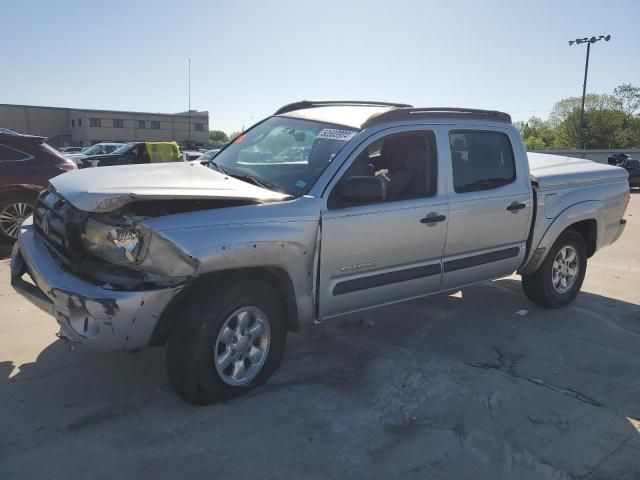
[10,224,184,351]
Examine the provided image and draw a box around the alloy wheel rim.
[551,245,579,294]
[0,202,33,239]
[214,306,271,386]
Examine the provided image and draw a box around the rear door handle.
[506,202,526,211]
[420,213,447,224]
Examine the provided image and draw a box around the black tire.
[166,278,287,405]
[0,193,35,243]
[521,229,587,308]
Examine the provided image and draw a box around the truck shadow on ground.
[0,242,13,260]
[2,278,639,478]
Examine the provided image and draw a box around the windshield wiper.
[209,162,285,193]
[231,173,277,191]
[209,161,229,175]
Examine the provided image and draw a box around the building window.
[71,119,75,128]
[151,121,161,129]
[138,120,145,129]
[194,123,204,132]
[113,119,124,128]
[90,118,101,128]
[78,118,82,126]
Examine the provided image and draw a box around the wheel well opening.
[569,219,597,257]
[150,267,300,346]
[0,188,39,202]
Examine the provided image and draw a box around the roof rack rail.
[274,100,412,116]
[362,107,512,127]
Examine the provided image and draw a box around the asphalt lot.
[1,195,639,479]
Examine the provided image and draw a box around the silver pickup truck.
[10,101,629,404]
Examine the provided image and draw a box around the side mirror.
[340,176,386,204]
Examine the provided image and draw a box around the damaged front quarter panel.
[142,196,324,328]
[135,226,201,279]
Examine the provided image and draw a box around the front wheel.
[521,229,587,308]
[166,279,287,405]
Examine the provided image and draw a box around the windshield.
[112,143,136,155]
[211,117,358,195]
[82,144,104,155]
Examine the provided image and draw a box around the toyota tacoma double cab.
[10,101,629,404]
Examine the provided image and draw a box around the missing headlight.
[81,218,149,265]
[107,227,142,262]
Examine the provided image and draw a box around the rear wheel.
[166,279,287,405]
[0,194,34,243]
[521,229,587,308]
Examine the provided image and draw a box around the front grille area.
[33,187,85,267]
[32,188,147,288]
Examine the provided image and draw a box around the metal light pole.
[568,35,611,151]
[188,57,191,148]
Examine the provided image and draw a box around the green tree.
[613,83,640,116]
[208,130,229,143]
[516,116,557,150]
[523,136,546,150]
[517,83,640,150]
[548,93,621,127]
[582,109,628,149]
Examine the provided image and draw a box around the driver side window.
[328,131,437,209]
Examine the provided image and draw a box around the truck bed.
[528,153,628,190]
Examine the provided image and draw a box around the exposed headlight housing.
[81,218,148,265]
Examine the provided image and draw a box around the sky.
[2,0,639,133]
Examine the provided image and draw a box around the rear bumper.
[10,224,183,351]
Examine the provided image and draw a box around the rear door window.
[449,131,515,193]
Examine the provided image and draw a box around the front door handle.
[506,202,526,211]
[420,213,447,224]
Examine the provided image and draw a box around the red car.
[0,129,77,242]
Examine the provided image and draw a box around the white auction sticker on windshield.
[316,129,357,142]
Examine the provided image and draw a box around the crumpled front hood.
[49,161,290,212]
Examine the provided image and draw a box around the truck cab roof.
[276,100,512,129]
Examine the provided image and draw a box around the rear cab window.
[449,130,516,193]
